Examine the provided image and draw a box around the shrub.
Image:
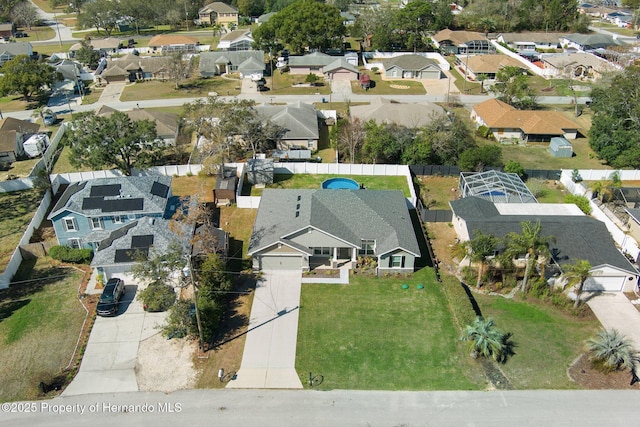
[440,275,477,328]
[526,178,548,198]
[162,299,197,338]
[564,194,592,215]
[137,283,176,312]
[475,125,492,139]
[504,160,525,177]
[48,245,93,264]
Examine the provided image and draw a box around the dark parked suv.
[97,278,125,317]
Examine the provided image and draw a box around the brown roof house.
[198,2,238,27]
[96,105,179,144]
[148,35,198,54]
[471,98,579,143]
[69,37,123,57]
[0,118,39,164]
[456,54,527,80]
[542,52,616,80]
[98,54,173,84]
[432,29,493,55]
[217,29,254,51]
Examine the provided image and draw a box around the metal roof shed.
[548,137,573,158]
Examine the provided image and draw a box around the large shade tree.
[68,111,164,175]
[0,55,57,101]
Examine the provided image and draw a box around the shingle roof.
[461,54,525,74]
[350,97,446,128]
[148,35,197,47]
[249,189,420,258]
[288,52,333,67]
[48,176,172,220]
[96,105,178,138]
[256,102,319,141]
[499,32,565,44]
[323,58,358,74]
[562,33,626,49]
[200,2,237,13]
[220,29,251,42]
[450,196,638,273]
[0,42,31,56]
[473,99,579,136]
[199,51,264,74]
[383,54,439,71]
[433,29,488,45]
[0,117,39,134]
[543,52,613,73]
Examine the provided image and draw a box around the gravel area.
[136,333,199,393]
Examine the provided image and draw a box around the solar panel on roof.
[90,184,121,197]
[131,234,154,248]
[101,198,144,212]
[82,197,105,210]
[151,182,169,198]
[115,248,149,263]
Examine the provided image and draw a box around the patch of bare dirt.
[569,353,638,389]
[136,333,198,393]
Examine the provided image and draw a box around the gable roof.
[460,54,525,74]
[323,58,358,74]
[383,54,439,71]
[148,35,197,47]
[200,2,237,13]
[350,97,446,128]
[562,33,626,49]
[220,29,252,42]
[0,117,39,134]
[433,29,488,45]
[199,50,264,73]
[288,52,333,67]
[450,196,638,274]
[499,32,565,44]
[95,105,178,138]
[256,102,319,141]
[249,189,420,258]
[0,42,31,56]
[543,52,614,73]
[48,176,172,220]
[473,98,579,136]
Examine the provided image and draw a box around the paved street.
[228,270,303,389]
[4,389,640,426]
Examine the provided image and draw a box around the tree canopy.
[0,55,57,101]
[253,0,345,54]
[589,65,640,169]
[68,111,164,175]
[490,66,536,109]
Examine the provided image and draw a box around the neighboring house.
[450,195,639,292]
[69,38,123,57]
[340,11,356,26]
[496,32,563,53]
[471,98,579,142]
[455,54,526,80]
[198,2,238,27]
[148,35,198,54]
[626,208,640,243]
[560,33,626,51]
[97,54,173,84]
[217,29,254,51]
[257,12,276,25]
[323,58,359,81]
[432,29,492,55]
[90,217,186,279]
[248,189,421,274]
[382,54,443,79]
[542,52,615,80]
[96,105,179,145]
[199,50,265,77]
[0,118,39,163]
[350,97,446,128]
[0,22,14,39]
[288,52,334,76]
[256,102,320,150]
[192,223,229,259]
[47,176,174,250]
[0,42,32,65]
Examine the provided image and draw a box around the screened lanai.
[459,170,537,203]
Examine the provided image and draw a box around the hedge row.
[440,274,478,328]
[48,246,93,264]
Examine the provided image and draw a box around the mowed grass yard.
[120,77,241,102]
[475,294,600,389]
[0,258,86,401]
[0,190,43,272]
[296,268,485,390]
[247,174,411,197]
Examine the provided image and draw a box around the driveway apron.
[587,292,640,349]
[227,270,303,389]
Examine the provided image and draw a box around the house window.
[359,239,375,255]
[313,247,331,256]
[63,217,77,231]
[90,217,103,230]
[68,238,81,249]
[308,140,314,149]
[113,215,123,224]
[391,255,405,268]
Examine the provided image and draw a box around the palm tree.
[562,259,592,308]
[476,73,488,93]
[506,220,554,294]
[587,329,639,372]
[465,230,499,288]
[461,317,506,361]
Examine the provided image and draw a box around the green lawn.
[120,78,241,102]
[0,190,43,272]
[474,294,599,389]
[51,145,93,174]
[296,268,485,390]
[350,69,427,95]
[268,72,331,95]
[0,258,86,401]
[446,57,482,95]
[0,158,39,180]
[246,174,411,197]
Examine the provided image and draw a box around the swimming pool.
[321,177,360,190]
[480,190,507,197]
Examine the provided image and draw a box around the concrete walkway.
[228,270,303,389]
[587,292,640,348]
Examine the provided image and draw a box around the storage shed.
[548,137,573,158]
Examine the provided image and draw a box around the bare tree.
[338,117,364,164]
[166,52,192,89]
[11,2,38,30]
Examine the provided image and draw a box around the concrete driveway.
[587,292,640,348]
[228,270,303,389]
[63,276,167,396]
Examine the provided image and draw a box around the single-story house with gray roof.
[323,58,359,81]
[248,189,420,274]
[383,54,442,79]
[560,33,626,51]
[199,50,265,78]
[255,102,320,150]
[450,196,639,292]
[0,42,32,66]
[288,52,334,76]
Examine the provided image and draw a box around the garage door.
[584,276,625,292]
[260,256,302,270]
[420,70,441,79]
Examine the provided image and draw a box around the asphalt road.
[2,389,639,426]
